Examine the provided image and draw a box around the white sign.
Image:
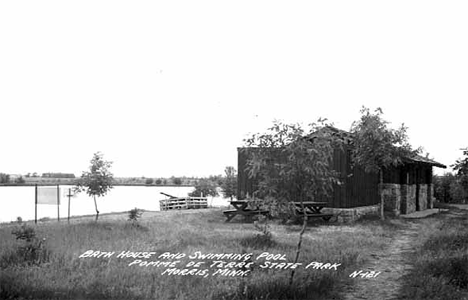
[37,187,60,205]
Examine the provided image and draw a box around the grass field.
[0,208,399,300]
[398,208,468,300]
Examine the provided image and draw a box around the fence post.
[35,184,38,224]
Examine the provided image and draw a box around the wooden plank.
[159,197,208,211]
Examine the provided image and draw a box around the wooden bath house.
[237,127,446,219]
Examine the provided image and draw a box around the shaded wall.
[237,147,379,208]
[238,147,436,213]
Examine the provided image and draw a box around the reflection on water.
[0,185,229,223]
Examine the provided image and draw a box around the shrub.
[1,224,50,267]
[239,216,276,249]
[12,224,36,242]
[145,178,154,185]
[128,208,143,226]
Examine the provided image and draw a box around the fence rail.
[159,197,208,211]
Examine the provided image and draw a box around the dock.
[159,193,208,211]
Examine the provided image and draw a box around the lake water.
[0,185,230,223]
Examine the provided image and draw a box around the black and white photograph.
[1,1,467,299]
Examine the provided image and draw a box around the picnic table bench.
[223,200,270,222]
[291,201,334,221]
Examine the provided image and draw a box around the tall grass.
[1,209,395,300]
[398,209,468,300]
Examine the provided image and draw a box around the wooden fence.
[159,197,208,211]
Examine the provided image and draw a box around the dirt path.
[343,221,421,300]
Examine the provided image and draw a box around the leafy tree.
[243,119,343,285]
[15,176,25,184]
[189,178,219,197]
[172,177,182,185]
[209,174,224,186]
[434,173,456,203]
[221,166,237,200]
[452,148,468,203]
[350,107,419,220]
[0,173,10,184]
[75,152,114,221]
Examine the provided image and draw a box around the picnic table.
[223,200,270,222]
[291,201,333,221]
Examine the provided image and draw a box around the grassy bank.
[398,208,468,300]
[0,209,396,300]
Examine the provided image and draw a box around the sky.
[0,1,467,177]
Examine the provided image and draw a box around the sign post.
[57,185,60,222]
[67,188,72,224]
[35,184,38,224]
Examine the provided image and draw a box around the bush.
[145,178,154,185]
[128,208,143,226]
[239,216,276,249]
[128,207,143,221]
[12,224,36,242]
[1,224,50,267]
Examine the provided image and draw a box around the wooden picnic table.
[223,200,269,222]
[291,201,333,221]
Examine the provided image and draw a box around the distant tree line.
[0,173,25,184]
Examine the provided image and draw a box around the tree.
[350,107,419,220]
[434,173,456,203]
[221,166,237,200]
[189,178,219,197]
[452,148,468,203]
[172,177,182,185]
[243,119,343,285]
[0,173,10,184]
[75,152,114,221]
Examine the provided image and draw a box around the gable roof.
[310,126,446,169]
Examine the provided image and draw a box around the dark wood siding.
[237,148,258,199]
[238,147,435,208]
[344,164,380,208]
[238,147,380,207]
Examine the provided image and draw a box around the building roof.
[403,154,447,168]
[311,126,447,169]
